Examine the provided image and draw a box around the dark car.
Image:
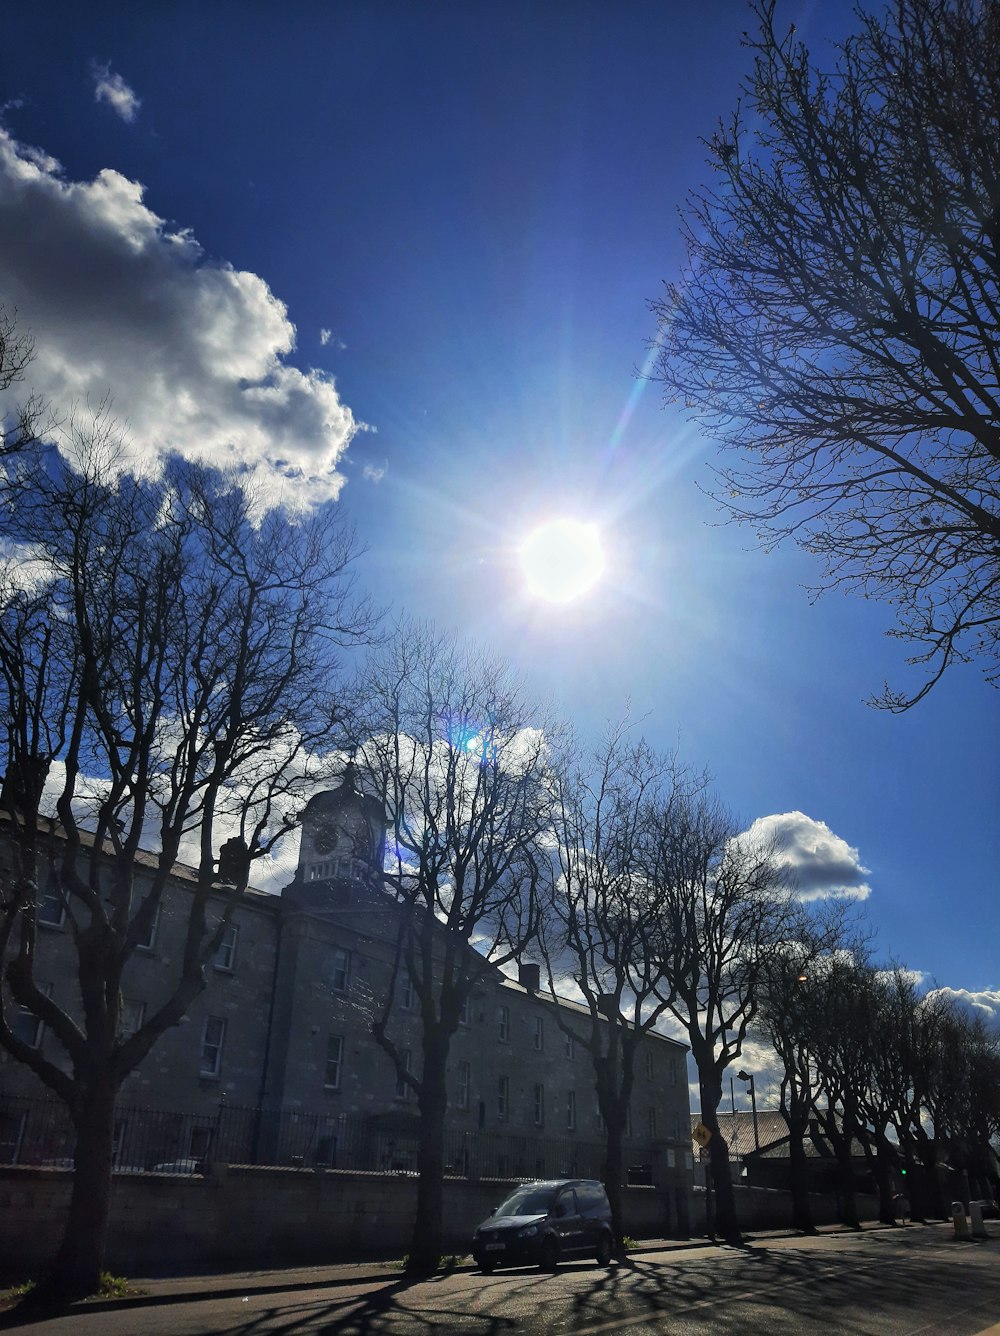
[472,1178,615,1273]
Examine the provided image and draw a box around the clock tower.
[292,762,387,906]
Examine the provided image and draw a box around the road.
[4,1227,999,1334]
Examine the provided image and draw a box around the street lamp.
[737,1070,759,1152]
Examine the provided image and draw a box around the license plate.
[485,1242,505,1252]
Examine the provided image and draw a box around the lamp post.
[737,1070,759,1152]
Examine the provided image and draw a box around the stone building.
[1,771,693,1190]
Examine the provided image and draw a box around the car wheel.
[479,1258,496,1274]
[595,1234,613,1267]
[539,1237,559,1273]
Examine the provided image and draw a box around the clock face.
[313,817,338,855]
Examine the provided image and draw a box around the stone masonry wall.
[0,1165,692,1276]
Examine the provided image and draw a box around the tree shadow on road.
[559,1229,1000,1335]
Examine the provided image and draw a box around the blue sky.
[1,0,996,1038]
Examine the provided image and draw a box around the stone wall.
[687,1184,881,1233]
[0,1165,688,1277]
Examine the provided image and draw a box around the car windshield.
[494,1186,557,1217]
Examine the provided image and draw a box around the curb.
[1,1222,917,1322]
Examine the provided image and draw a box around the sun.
[518,517,606,604]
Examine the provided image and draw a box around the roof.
[499,973,688,1050]
[690,1110,789,1158]
[0,809,274,902]
[690,1110,871,1161]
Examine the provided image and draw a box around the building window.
[458,995,470,1026]
[566,1090,577,1131]
[564,1033,576,1061]
[533,1017,544,1052]
[199,1016,226,1078]
[669,1056,679,1087]
[396,1049,412,1100]
[595,1097,605,1133]
[11,983,50,1049]
[325,1035,344,1090]
[331,947,350,993]
[456,1060,470,1110]
[644,1050,654,1080]
[533,1083,545,1126]
[37,885,66,929]
[498,1005,510,1042]
[497,1075,509,1120]
[213,922,238,972]
[648,1107,657,1138]
[400,969,414,1011]
[12,1010,43,1049]
[136,901,160,952]
[119,998,145,1039]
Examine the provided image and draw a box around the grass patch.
[0,1279,36,1310]
[96,1273,136,1299]
[0,1273,144,1311]
[390,1253,469,1273]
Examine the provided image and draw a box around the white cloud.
[319,328,331,346]
[92,65,141,123]
[34,727,342,897]
[363,462,387,484]
[926,985,1000,1033]
[745,811,872,901]
[0,129,359,513]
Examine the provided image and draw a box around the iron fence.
[0,1094,610,1181]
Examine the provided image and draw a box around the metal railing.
[0,1094,613,1181]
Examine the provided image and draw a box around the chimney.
[0,757,50,814]
[518,961,540,993]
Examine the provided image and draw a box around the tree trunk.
[916,1135,947,1219]
[705,1125,740,1242]
[406,1032,448,1276]
[788,1123,815,1234]
[44,1076,118,1300]
[901,1147,926,1222]
[603,1114,627,1253]
[818,1104,860,1230]
[871,1138,897,1225]
[833,1138,860,1229]
[698,1071,740,1243]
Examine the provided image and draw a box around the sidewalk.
[86,1221,905,1312]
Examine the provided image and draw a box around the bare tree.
[892,985,959,1219]
[921,1000,1000,1203]
[960,1017,1000,1201]
[851,967,912,1225]
[352,623,558,1276]
[0,306,46,461]
[797,949,883,1229]
[540,724,685,1251]
[756,907,856,1233]
[651,0,1000,709]
[0,423,371,1299]
[646,790,792,1243]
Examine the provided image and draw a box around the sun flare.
[518,517,606,604]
